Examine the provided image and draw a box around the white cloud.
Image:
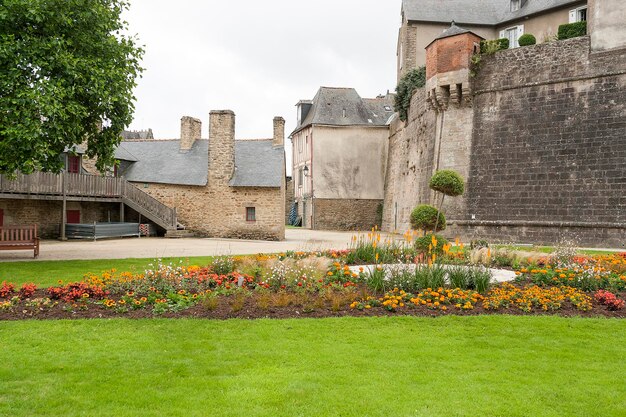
[124,0,401,173]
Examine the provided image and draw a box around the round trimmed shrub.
[518,34,537,46]
[414,234,449,255]
[429,170,465,197]
[410,205,446,232]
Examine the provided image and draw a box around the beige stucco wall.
[495,2,587,43]
[312,125,388,200]
[589,0,626,51]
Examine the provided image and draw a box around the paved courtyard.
[0,229,382,261]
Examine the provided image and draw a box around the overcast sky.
[124,0,401,144]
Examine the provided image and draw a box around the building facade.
[398,0,589,81]
[290,88,393,230]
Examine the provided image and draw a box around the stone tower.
[424,23,483,218]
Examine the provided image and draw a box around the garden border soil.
[1,289,624,321]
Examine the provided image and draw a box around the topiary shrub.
[414,234,449,255]
[429,170,465,197]
[394,66,426,122]
[558,21,587,40]
[479,38,509,54]
[410,205,446,232]
[518,34,536,46]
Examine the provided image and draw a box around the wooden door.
[66,210,81,224]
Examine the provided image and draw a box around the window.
[570,6,587,23]
[67,155,80,173]
[0,208,3,227]
[298,136,303,153]
[298,168,303,188]
[510,0,520,11]
[501,25,524,48]
[246,207,256,222]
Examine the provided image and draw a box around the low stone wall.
[314,199,382,231]
[447,222,626,249]
[0,199,120,239]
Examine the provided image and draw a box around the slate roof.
[402,0,583,26]
[229,140,284,187]
[115,139,284,188]
[292,87,394,135]
[115,140,209,186]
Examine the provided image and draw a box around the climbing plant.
[394,66,426,122]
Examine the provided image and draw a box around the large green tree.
[0,0,143,174]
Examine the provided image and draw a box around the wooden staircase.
[0,172,177,232]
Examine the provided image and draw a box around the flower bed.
[1,234,624,320]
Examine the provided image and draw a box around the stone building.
[115,112,286,240]
[0,112,286,241]
[383,0,626,247]
[398,0,590,80]
[289,87,394,230]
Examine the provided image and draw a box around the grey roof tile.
[230,140,284,188]
[116,140,209,186]
[115,139,284,188]
[293,87,394,135]
[402,0,583,26]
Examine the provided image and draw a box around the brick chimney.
[180,116,202,152]
[209,110,236,182]
[273,116,285,147]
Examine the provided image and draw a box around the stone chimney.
[209,110,236,182]
[180,116,202,152]
[273,116,285,147]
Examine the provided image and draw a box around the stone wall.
[462,36,626,247]
[384,36,626,247]
[0,199,120,239]
[138,182,284,240]
[314,199,382,231]
[382,88,437,233]
[134,111,285,241]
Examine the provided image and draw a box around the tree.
[429,170,465,232]
[0,0,144,174]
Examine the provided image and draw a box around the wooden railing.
[0,172,176,229]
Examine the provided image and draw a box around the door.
[0,209,3,227]
[66,210,81,224]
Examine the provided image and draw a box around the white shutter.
[517,24,525,38]
[499,30,505,39]
[569,9,576,23]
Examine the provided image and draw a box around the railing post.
[173,207,177,228]
[61,173,67,241]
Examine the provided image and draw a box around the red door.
[66,210,81,224]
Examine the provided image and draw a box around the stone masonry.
[0,199,120,238]
[383,35,626,247]
[137,111,286,240]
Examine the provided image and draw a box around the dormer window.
[511,0,520,11]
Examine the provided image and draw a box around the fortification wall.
[460,36,626,247]
[384,36,626,247]
[382,89,437,233]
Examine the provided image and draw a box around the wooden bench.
[0,225,40,258]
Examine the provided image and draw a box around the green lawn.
[1,316,624,417]
[0,256,215,287]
